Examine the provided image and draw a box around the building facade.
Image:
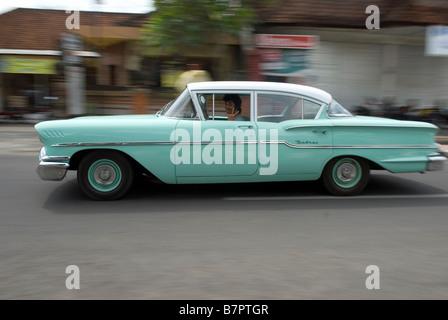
[253,0,448,111]
[2,2,448,118]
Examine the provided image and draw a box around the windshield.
[158,99,174,115]
[327,100,353,117]
[160,89,198,119]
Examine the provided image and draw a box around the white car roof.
[186,81,333,104]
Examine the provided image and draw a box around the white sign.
[425,25,448,56]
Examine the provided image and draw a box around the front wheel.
[322,157,370,196]
[77,151,134,200]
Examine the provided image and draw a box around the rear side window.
[327,100,353,117]
[256,93,322,122]
[257,93,299,123]
[303,100,322,119]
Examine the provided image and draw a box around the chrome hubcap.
[337,163,357,182]
[93,165,116,186]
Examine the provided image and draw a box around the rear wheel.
[322,157,370,196]
[77,151,134,200]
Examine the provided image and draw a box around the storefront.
[254,27,448,111]
[0,54,60,114]
[255,34,318,84]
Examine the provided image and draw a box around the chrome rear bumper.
[427,153,447,171]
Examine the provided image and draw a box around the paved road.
[0,124,42,154]
[1,154,448,299]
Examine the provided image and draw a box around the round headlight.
[39,147,47,159]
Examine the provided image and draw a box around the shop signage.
[260,49,310,76]
[256,34,318,49]
[0,56,58,74]
[425,25,448,56]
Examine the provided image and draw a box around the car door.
[173,91,259,179]
[255,91,333,178]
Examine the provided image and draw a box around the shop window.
[85,67,97,87]
[109,65,116,86]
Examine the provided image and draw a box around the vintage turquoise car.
[35,81,447,200]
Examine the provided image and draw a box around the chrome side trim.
[286,125,330,131]
[176,140,258,145]
[332,145,435,149]
[53,141,258,147]
[52,141,176,147]
[332,124,435,129]
[280,142,436,149]
[41,155,71,162]
[52,140,437,150]
[283,121,420,131]
[283,142,333,149]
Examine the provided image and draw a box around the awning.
[74,26,142,47]
[0,55,59,74]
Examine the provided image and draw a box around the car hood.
[68,114,158,121]
[35,114,160,129]
[34,114,177,145]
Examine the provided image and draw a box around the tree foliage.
[142,0,258,53]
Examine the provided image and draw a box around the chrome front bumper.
[37,161,69,181]
[427,153,448,171]
[36,147,70,181]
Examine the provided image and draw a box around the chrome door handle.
[313,130,328,134]
[238,125,254,129]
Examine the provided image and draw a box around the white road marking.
[223,194,448,201]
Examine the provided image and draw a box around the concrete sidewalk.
[1,123,448,155]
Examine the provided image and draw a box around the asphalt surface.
[1,154,448,299]
[1,123,448,300]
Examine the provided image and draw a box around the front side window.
[196,92,251,121]
[161,89,198,119]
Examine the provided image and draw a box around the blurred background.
[1,1,448,300]
[0,0,448,128]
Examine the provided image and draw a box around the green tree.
[142,0,258,54]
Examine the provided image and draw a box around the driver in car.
[223,94,246,121]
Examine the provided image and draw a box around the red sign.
[261,49,283,62]
[256,34,318,49]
